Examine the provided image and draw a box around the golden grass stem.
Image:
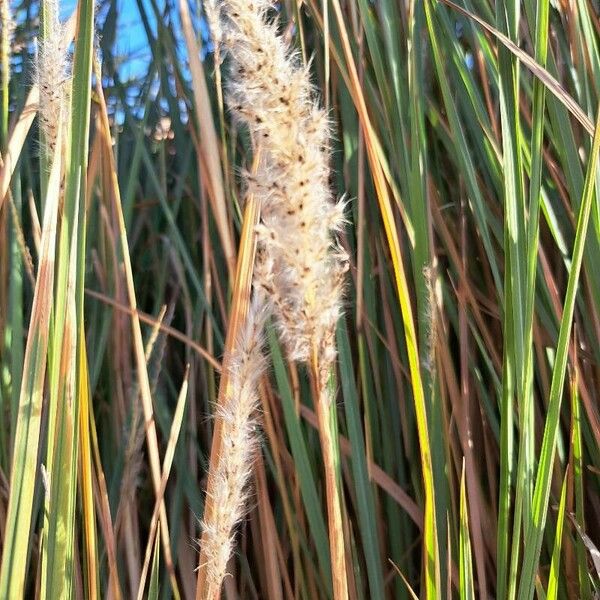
[311,352,349,600]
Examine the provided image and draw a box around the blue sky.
[60,0,162,81]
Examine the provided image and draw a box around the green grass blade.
[337,321,384,600]
[517,107,600,600]
[42,0,96,595]
[507,0,550,595]
[547,467,568,600]
[0,120,64,600]
[571,374,592,599]
[459,461,475,600]
[268,326,332,596]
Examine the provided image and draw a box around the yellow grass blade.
[329,1,440,596]
[78,337,98,599]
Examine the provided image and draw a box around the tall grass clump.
[0,0,600,598]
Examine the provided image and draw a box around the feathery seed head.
[36,0,69,156]
[220,0,348,365]
[422,264,440,376]
[201,296,269,590]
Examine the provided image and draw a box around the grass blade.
[459,461,475,600]
[0,119,63,600]
[571,372,592,599]
[517,107,600,600]
[547,467,568,600]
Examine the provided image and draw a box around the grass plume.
[200,296,269,594]
[215,2,351,597]
[36,0,68,157]
[222,0,348,367]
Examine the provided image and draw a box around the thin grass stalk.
[459,461,475,600]
[78,338,98,599]
[88,384,123,600]
[547,468,568,600]
[570,370,592,598]
[310,353,349,600]
[136,369,189,600]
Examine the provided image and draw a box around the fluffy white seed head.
[36,0,69,155]
[221,0,349,365]
[200,296,269,590]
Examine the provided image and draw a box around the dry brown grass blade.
[89,397,123,600]
[93,71,180,599]
[310,354,349,600]
[259,379,305,591]
[389,559,420,600]
[0,91,36,212]
[195,174,261,600]
[179,0,235,281]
